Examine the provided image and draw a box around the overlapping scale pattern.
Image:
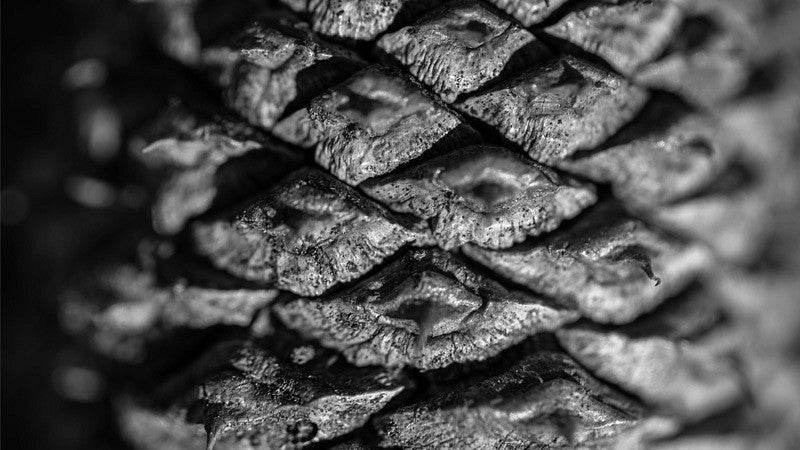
[64,0,800,448]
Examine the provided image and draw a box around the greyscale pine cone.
[60,0,800,448]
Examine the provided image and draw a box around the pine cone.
[61,0,800,448]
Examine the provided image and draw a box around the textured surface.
[37,0,800,448]
[377,1,549,102]
[193,168,431,296]
[374,351,677,448]
[281,0,441,41]
[361,145,597,249]
[556,95,732,206]
[545,0,684,74]
[135,102,305,234]
[274,64,478,184]
[201,17,365,129]
[486,0,570,27]
[557,288,744,422]
[119,340,407,449]
[275,248,578,369]
[464,203,713,324]
[456,55,649,164]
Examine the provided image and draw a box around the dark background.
[2,1,170,447]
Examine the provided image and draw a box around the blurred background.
[3,1,171,447]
